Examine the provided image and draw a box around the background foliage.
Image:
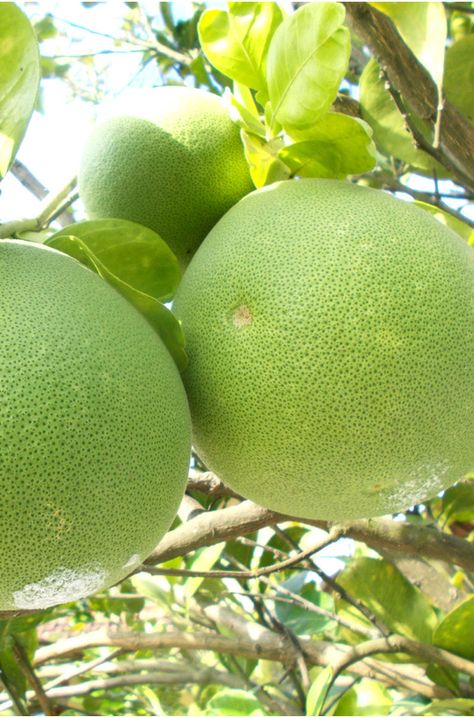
[0,2,474,716]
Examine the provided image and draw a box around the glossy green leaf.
[184,542,225,600]
[241,130,291,188]
[48,218,180,302]
[0,626,38,713]
[433,596,474,660]
[266,2,350,132]
[360,58,446,176]
[337,558,437,643]
[412,201,474,244]
[280,113,376,179]
[444,35,474,122]
[198,2,283,91]
[0,3,40,178]
[371,3,447,87]
[306,666,334,716]
[275,572,336,636]
[205,688,265,716]
[45,234,187,371]
[333,678,392,716]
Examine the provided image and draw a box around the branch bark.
[146,497,474,573]
[345,2,474,190]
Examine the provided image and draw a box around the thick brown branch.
[146,498,474,573]
[345,2,474,189]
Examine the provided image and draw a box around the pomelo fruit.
[0,240,191,611]
[173,179,474,521]
[78,86,254,268]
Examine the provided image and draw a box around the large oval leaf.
[198,2,283,92]
[279,113,376,179]
[433,596,474,660]
[266,2,350,132]
[0,3,40,178]
[336,557,438,644]
[48,218,180,302]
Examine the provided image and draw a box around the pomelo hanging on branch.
[0,240,191,611]
[78,86,254,269]
[173,179,474,521]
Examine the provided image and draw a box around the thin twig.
[11,638,53,716]
[145,528,342,580]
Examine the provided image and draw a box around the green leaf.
[275,572,336,636]
[444,35,474,123]
[47,218,180,301]
[198,2,283,91]
[205,688,265,716]
[337,557,438,643]
[333,678,392,716]
[279,113,376,179]
[438,480,474,526]
[229,83,266,137]
[45,234,187,371]
[371,3,447,88]
[240,130,291,188]
[184,542,226,600]
[0,3,40,178]
[433,596,474,660]
[306,666,334,716]
[420,699,474,716]
[0,625,39,713]
[359,58,446,176]
[266,2,350,133]
[412,201,474,244]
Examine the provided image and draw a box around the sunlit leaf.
[433,596,474,660]
[229,83,266,137]
[48,218,181,302]
[420,699,474,716]
[280,113,376,178]
[198,2,283,91]
[266,2,350,132]
[371,3,447,88]
[241,130,291,187]
[333,678,392,716]
[444,35,474,122]
[0,3,40,177]
[336,557,437,643]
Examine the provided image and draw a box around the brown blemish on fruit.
[232,305,253,328]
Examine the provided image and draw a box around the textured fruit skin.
[78,86,254,268]
[0,240,191,610]
[173,179,474,521]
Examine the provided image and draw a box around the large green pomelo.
[0,240,191,611]
[78,86,254,268]
[173,179,474,521]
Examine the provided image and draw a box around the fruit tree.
[0,2,473,716]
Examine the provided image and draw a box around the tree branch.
[145,498,474,573]
[345,2,474,190]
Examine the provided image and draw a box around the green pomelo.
[78,86,254,268]
[0,240,191,611]
[173,179,474,521]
